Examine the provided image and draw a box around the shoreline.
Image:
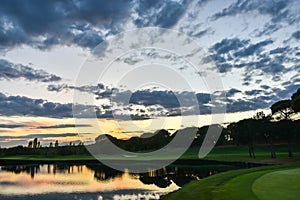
[0,157,270,167]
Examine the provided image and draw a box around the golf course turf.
[162,163,300,200]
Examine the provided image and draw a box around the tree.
[271,100,293,120]
[291,88,300,112]
[28,141,33,148]
[253,111,276,158]
[228,119,258,158]
[55,140,59,147]
[33,138,38,149]
[271,98,296,157]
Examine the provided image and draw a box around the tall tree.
[33,138,38,149]
[228,119,257,158]
[54,140,59,147]
[271,96,297,157]
[291,88,300,112]
[271,100,293,120]
[253,112,276,158]
[28,141,33,148]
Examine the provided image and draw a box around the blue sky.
[0,0,299,147]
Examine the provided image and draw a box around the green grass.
[0,146,299,162]
[162,163,300,200]
[181,147,300,162]
[252,169,300,200]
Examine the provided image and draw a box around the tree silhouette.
[270,89,300,157]
[33,138,38,149]
[271,100,294,120]
[292,88,300,112]
[28,141,33,148]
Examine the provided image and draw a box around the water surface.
[0,163,238,199]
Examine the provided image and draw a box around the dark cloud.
[292,31,300,40]
[0,133,78,140]
[269,47,290,54]
[212,0,290,20]
[260,85,270,90]
[245,89,264,96]
[0,0,133,50]
[37,124,91,129]
[0,92,72,118]
[227,88,241,97]
[211,38,249,55]
[0,124,26,128]
[212,0,297,36]
[47,81,300,118]
[0,59,61,82]
[0,92,100,118]
[233,40,273,57]
[208,38,292,85]
[134,0,189,28]
[0,0,192,50]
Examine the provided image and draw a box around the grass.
[162,163,300,200]
[252,169,300,200]
[0,146,299,162]
[181,147,300,162]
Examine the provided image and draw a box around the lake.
[0,162,241,200]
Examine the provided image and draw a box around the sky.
[0,0,299,147]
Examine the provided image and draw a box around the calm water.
[0,163,239,200]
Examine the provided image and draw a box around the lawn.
[162,163,300,200]
[181,147,300,162]
[0,146,299,162]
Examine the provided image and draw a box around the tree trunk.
[248,144,253,158]
[288,139,293,158]
[269,137,276,158]
[251,143,255,159]
[270,142,276,158]
[248,143,255,158]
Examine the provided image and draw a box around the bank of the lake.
[1,146,299,163]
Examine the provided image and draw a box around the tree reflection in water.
[0,163,239,188]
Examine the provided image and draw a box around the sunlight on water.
[0,164,179,197]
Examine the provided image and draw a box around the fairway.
[252,169,300,200]
[163,163,300,200]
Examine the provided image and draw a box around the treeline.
[91,88,300,158]
[0,143,89,157]
[0,88,299,158]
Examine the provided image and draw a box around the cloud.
[292,31,300,40]
[212,0,291,22]
[233,40,273,57]
[227,88,241,97]
[0,59,61,82]
[0,124,26,128]
[37,124,91,129]
[207,38,294,85]
[0,92,99,118]
[0,0,192,51]
[0,0,133,50]
[133,0,190,28]
[0,133,78,140]
[211,0,298,36]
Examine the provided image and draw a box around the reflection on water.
[0,163,237,199]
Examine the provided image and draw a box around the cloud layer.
[0,59,61,82]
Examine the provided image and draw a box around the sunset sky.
[0,0,299,147]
